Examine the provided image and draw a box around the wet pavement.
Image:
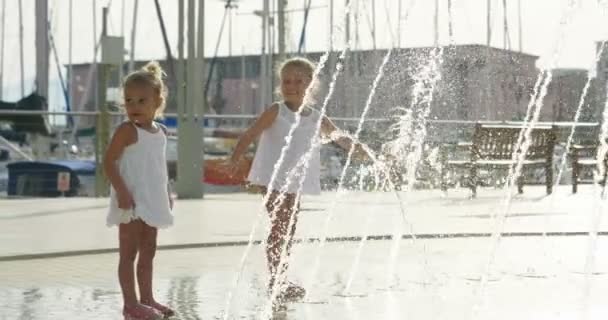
[2,186,608,319]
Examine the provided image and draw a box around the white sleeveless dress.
[247,102,322,195]
[107,122,173,228]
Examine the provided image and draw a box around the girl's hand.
[352,148,367,161]
[225,157,242,175]
[352,143,375,163]
[117,190,135,210]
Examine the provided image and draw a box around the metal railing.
[0,109,603,197]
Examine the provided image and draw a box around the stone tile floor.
[2,186,608,319]
[2,236,608,319]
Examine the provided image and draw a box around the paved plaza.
[2,186,608,319]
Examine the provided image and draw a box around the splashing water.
[554,41,607,191]
[471,2,579,318]
[583,4,608,311]
[383,45,445,288]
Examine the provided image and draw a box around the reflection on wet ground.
[3,237,608,319]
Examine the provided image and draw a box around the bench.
[440,124,556,197]
[571,143,608,193]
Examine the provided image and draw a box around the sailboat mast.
[518,0,522,52]
[345,0,350,47]
[35,0,49,101]
[18,0,24,97]
[278,0,286,58]
[372,0,376,49]
[0,0,5,99]
[486,0,491,46]
[397,0,401,48]
[329,0,334,51]
[502,0,509,49]
[259,0,268,112]
[448,0,453,44]
[153,0,175,81]
[130,0,139,72]
[433,0,438,46]
[68,0,73,113]
[119,0,125,82]
[92,0,99,109]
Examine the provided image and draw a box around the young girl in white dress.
[229,57,370,309]
[104,61,174,320]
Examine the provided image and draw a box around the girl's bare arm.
[320,116,370,158]
[103,122,136,194]
[230,103,279,163]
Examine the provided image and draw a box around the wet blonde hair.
[276,57,318,103]
[123,61,168,119]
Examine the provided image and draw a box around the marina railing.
[0,109,601,197]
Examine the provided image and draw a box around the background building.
[67,43,608,135]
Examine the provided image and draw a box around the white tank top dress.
[247,102,322,195]
[107,122,173,228]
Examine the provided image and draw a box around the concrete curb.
[1,231,606,262]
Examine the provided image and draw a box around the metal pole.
[270,0,275,58]
[329,0,334,51]
[433,0,439,46]
[187,0,195,116]
[95,7,111,197]
[153,0,176,81]
[121,0,125,36]
[0,0,5,100]
[268,0,274,101]
[518,0,522,52]
[176,0,203,198]
[129,0,139,73]
[503,0,508,50]
[345,0,350,47]
[260,0,269,112]
[68,0,73,113]
[119,0,125,81]
[372,0,376,49]
[0,136,32,161]
[354,0,359,50]
[92,0,98,110]
[344,0,350,117]
[177,0,184,117]
[196,0,205,118]
[397,0,401,48]
[36,0,49,100]
[18,0,24,97]
[228,3,233,56]
[448,0,453,44]
[487,0,491,46]
[240,46,246,114]
[197,0,205,197]
[278,0,286,59]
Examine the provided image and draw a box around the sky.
[0,0,607,109]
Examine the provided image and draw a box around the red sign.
[57,172,71,192]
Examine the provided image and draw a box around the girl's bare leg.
[265,191,299,292]
[137,222,157,304]
[137,221,175,317]
[118,219,143,307]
